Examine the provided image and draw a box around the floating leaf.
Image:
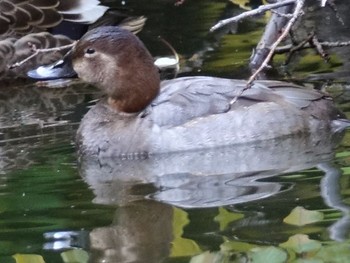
[220,239,256,252]
[248,246,287,263]
[171,207,201,257]
[283,206,324,226]
[171,238,202,258]
[214,207,244,231]
[292,259,324,263]
[280,234,322,254]
[13,254,45,263]
[314,243,350,262]
[190,251,226,263]
[230,0,251,10]
[61,249,89,263]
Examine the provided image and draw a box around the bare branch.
[246,0,305,86]
[275,40,350,54]
[230,0,305,105]
[9,42,76,69]
[249,4,294,77]
[210,0,296,32]
[270,9,293,18]
[311,35,329,62]
[284,33,314,65]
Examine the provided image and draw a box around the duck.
[0,0,146,78]
[69,26,349,158]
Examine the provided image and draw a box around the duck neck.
[106,57,160,113]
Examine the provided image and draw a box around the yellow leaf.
[170,207,201,257]
[61,249,89,263]
[13,254,45,263]
[214,207,244,231]
[280,234,322,254]
[220,239,256,252]
[283,206,324,226]
[230,0,251,10]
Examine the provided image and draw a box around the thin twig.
[311,34,329,61]
[270,9,293,18]
[210,0,296,32]
[9,42,76,69]
[284,32,314,64]
[275,40,350,53]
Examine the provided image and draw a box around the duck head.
[72,26,160,113]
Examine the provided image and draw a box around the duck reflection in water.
[64,131,347,262]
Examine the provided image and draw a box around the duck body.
[72,26,348,158]
[76,78,345,158]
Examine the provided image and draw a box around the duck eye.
[85,48,95,55]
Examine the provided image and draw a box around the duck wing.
[147,76,329,128]
[255,80,326,108]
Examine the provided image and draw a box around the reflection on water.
[80,132,342,208]
[89,200,173,263]
[1,0,350,262]
[319,163,350,241]
[75,132,346,262]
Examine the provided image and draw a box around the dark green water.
[1,0,350,262]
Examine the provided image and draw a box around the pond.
[1,0,350,262]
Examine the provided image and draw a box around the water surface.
[1,0,350,262]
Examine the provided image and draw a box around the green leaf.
[12,254,45,263]
[284,206,324,226]
[170,207,202,257]
[248,246,288,263]
[190,251,227,263]
[220,239,256,252]
[230,0,251,10]
[280,234,321,254]
[292,259,324,263]
[214,207,244,231]
[61,249,89,263]
[314,243,350,262]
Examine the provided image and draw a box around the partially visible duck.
[70,26,349,158]
[0,0,109,37]
[0,0,145,78]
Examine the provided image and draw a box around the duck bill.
[27,50,77,80]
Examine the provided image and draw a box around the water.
[1,0,350,262]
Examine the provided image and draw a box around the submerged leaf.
[220,239,256,252]
[171,207,202,257]
[61,249,89,263]
[13,254,45,263]
[280,234,322,254]
[283,206,324,226]
[190,251,227,263]
[230,0,251,10]
[249,246,288,263]
[293,259,323,263]
[314,243,350,262]
[214,207,244,231]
